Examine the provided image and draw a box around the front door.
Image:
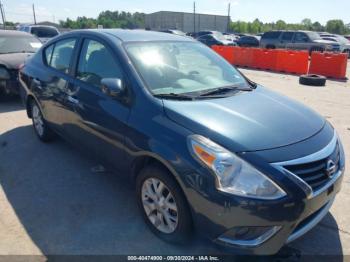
[62,38,131,170]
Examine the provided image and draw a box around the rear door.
[61,37,131,170]
[280,32,294,49]
[34,37,79,132]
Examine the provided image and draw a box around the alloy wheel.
[32,104,44,136]
[141,178,178,234]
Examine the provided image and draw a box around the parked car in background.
[197,33,237,47]
[345,35,350,41]
[188,30,222,39]
[260,30,340,54]
[0,30,41,97]
[160,29,187,36]
[18,25,60,43]
[236,35,261,47]
[222,33,239,42]
[319,33,350,57]
[19,29,345,255]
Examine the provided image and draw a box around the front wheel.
[136,164,192,244]
[31,100,55,142]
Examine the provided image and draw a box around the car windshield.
[0,35,42,54]
[125,41,247,95]
[172,30,186,36]
[336,36,350,44]
[213,33,227,41]
[308,32,322,40]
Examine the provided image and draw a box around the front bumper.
[211,168,343,255]
[183,131,345,255]
[0,70,20,95]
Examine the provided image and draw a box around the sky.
[4,0,350,25]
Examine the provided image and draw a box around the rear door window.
[281,32,294,41]
[45,38,77,73]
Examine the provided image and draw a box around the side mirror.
[101,78,125,97]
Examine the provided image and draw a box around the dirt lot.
[0,64,349,258]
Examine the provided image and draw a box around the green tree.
[301,18,312,30]
[275,20,287,30]
[312,21,324,32]
[326,20,346,34]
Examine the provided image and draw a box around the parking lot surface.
[0,64,349,257]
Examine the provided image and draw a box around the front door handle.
[67,95,79,104]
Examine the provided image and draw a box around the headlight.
[188,135,286,200]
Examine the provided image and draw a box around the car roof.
[67,29,195,43]
[28,25,58,29]
[0,29,34,37]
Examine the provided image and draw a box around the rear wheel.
[31,100,55,142]
[136,164,192,244]
[310,46,324,55]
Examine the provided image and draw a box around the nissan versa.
[19,30,345,255]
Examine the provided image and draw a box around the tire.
[136,164,192,244]
[310,47,324,55]
[31,100,55,142]
[299,74,326,86]
[266,45,275,49]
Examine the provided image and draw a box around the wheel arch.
[26,94,35,118]
[131,153,181,186]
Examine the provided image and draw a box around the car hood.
[0,53,33,69]
[163,86,325,152]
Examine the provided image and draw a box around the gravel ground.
[0,63,349,259]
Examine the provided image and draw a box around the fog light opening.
[217,226,281,247]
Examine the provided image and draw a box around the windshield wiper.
[199,85,252,97]
[154,93,195,100]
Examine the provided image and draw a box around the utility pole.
[227,2,231,33]
[193,2,196,33]
[0,1,6,29]
[32,4,37,24]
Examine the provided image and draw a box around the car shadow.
[0,96,24,113]
[0,125,344,259]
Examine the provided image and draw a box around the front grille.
[283,143,340,191]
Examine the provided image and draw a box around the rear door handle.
[67,95,79,104]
